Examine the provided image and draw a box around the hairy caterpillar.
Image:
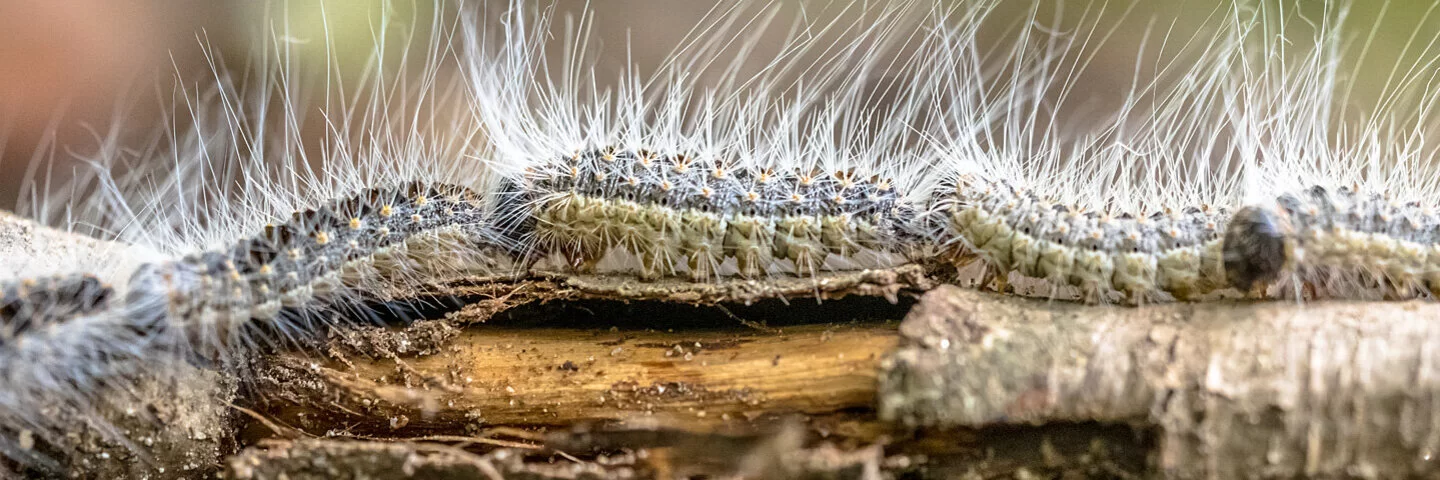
[1,0,1439,476]
[463,0,955,283]
[0,211,195,475]
[0,2,523,473]
[920,1,1440,305]
[929,173,1232,304]
[908,0,1257,305]
[1224,185,1440,300]
[1215,1,1440,301]
[466,0,1240,302]
[0,274,124,469]
[512,147,916,280]
[122,181,519,360]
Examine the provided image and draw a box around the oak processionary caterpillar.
[2,0,1440,475]
[929,173,1233,304]
[464,0,951,284]
[515,148,916,281]
[1214,0,1440,302]
[920,0,1440,305]
[1225,185,1440,301]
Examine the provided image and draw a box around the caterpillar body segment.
[515,147,918,282]
[121,181,522,360]
[1,274,114,334]
[0,274,157,472]
[928,173,1232,305]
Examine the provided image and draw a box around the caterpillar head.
[1222,205,1289,292]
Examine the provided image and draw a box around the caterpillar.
[512,147,917,281]
[1215,0,1440,301]
[465,0,1246,304]
[1224,185,1440,300]
[1,0,1438,476]
[462,0,955,283]
[919,0,1440,305]
[122,180,520,360]
[908,0,1258,305]
[0,274,123,468]
[0,1,524,473]
[928,173,1233,304]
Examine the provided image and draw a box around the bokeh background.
[0,0,1432,213]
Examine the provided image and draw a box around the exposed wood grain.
[254,321,900,436]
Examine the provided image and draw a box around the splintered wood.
[255,322,898,433]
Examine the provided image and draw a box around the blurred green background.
[0,0,1433,213]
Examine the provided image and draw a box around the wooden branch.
[244,296,1151,479]
[253,322,899,435]
[227,424,1151,480]
[880,285,1440,478]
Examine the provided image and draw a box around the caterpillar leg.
[946,250,982,274]
[990,267,1012,294]
[733,249,769,278]
[1168,285,1196,302]
[561,245,603,274]
[975,262,998,291]
[686,250,723,282]
[1123,289,1149,307]
[790,249,824,278]
[638,252,664,281]
[1380,278,1424,301]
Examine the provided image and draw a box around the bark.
[880,285,1440,479]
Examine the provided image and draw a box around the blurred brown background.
[0,0,1430,214]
